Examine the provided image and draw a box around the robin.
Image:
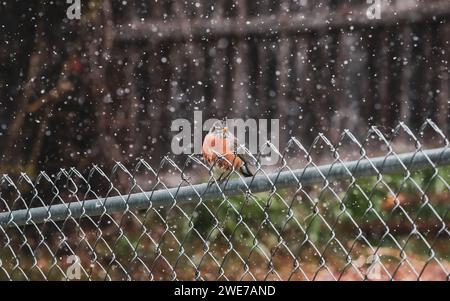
[202,120,253,180]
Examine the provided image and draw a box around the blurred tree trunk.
[293,34,313,145]
[231,0,249,118]
[437,23,450,135]
[2,22,46,173]
[399,26,413,125]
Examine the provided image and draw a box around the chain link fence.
[0,121,449,281]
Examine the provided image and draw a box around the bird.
[202,120,253,180]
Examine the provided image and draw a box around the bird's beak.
[222,127,228,133]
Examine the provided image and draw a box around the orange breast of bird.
[202,133,243,171]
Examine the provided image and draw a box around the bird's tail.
[239,160,253,177]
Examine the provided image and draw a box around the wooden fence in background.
[110,0,450,147]
[0,0,450,173]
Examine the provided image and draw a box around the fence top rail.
[115,0,450,42]
[1,146,449,228]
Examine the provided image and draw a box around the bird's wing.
[226,132,258,166]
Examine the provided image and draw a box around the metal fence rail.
[0,121,449,281]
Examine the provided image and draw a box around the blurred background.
[0,0,449,176]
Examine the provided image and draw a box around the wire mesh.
[0,121,449,280]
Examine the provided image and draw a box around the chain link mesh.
[0,121,449,280]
